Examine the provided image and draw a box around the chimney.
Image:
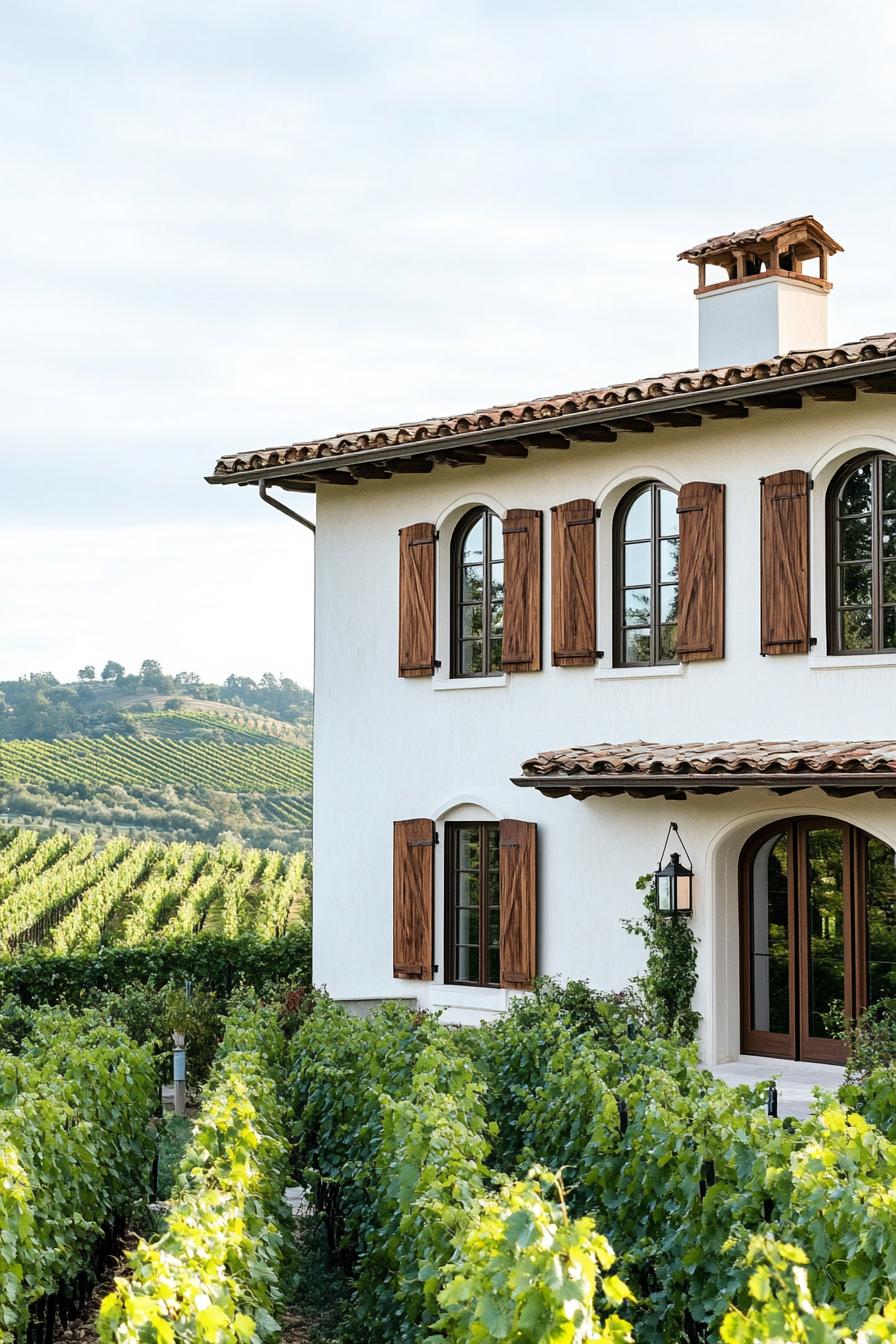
[678,216,843,370]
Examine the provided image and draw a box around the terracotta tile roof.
[521,739,896,778]
[677,215,843,261]
[516,740,896,798]
[210,332,896,481]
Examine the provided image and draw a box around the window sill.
[594,662,685,681]
[433,675,508,691]
[425,984,512,1010]
[809,653,896,671]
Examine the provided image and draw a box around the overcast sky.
[3,0,896,688]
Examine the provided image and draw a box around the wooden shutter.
[398,523,436,677]
[501,510,542,672]
[499,819,537,989]
[677,482,725,662]
[551,499,597,666]
[760,470,811,655]
[393,818,435,980]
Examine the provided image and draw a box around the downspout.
[258,480,316,534]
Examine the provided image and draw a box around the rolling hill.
[0,671,313,851]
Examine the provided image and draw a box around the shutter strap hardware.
[408,838,437,848]
[503,524,530,534]
[501,658,534,666]
[407,536,436,547]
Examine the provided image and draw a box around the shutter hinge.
[409,838,437,848]
[809,636,818,647]
[809,478,814,490]
[677,505,704,515]
[503,525,529,535]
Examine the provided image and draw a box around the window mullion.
[873,456,882,652]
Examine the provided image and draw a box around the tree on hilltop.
[77,665,95,682]
[101,661,124,682]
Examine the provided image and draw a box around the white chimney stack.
[679,216,843,370]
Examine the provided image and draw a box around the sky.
[3,0,896,688]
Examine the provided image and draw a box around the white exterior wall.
[697,274,829,368]
[311,395,896,1059]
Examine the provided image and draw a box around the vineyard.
[0,827,307,953]
[0,734,312,794]
[5,987,896,1343]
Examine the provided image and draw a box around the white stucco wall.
[310,394,896,1060]
[697,274,829,368]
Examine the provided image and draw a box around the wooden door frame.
[740,816,857,1063]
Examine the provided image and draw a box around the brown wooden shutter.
[760,470,811,655]
[501,510,542,672]
[393,818,435,980]
[551,499,597,666]
[677,481,725,662]
[398,523,436,677]
[499,819,536,989]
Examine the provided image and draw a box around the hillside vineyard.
[0,828,307,952]
[0,735,312,795]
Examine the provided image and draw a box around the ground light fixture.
[653,821,694,916]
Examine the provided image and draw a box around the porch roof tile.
[515,740,896,798]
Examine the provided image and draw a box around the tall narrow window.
[445,822,500,987]
[829,453,896,653]
[614,482,679,666]
[451,508,504,676]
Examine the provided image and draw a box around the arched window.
[614,482,679,666]
[828,452,896,653]
[451,507,504,677]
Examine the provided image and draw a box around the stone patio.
[706,1055,845,1119]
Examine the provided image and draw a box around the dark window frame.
[450,506,504,678]
[444,820,500,988]
[613,481,680,668]
[826,451,896,655]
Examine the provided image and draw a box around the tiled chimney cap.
[679,215,843,293]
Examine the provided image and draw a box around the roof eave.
[512,770,896,799]
[206,353,896,487]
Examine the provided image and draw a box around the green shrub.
[0,927,310,1004]
[100,996,291,1344]
[436,1168,634,1344]
[0,1008,156,1340]
[720,1236,896,1343]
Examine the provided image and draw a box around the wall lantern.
[653,822,693,916]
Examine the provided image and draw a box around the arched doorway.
[740,818,896,1063]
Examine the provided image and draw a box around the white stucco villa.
[209,216,896,1067]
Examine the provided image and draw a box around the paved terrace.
[707,1056,845,1120]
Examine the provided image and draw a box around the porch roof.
[513,739,896,800]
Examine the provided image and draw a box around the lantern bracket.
[658,821,693,870]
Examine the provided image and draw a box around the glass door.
[741,818,852,1064]
[797,823,849,1065]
